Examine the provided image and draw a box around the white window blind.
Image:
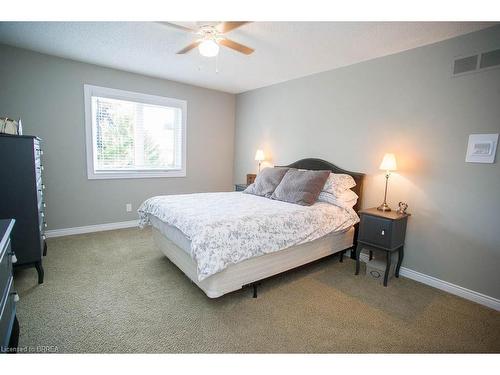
[84,85,187,179]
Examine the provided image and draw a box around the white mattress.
[152,225,354,298]
[150,215,191,253]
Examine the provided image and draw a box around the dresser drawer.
[0,277,15,349]
[35,163,44,180]
[36,181,44,205]
[359,214,392,248]
[0,238,12,298]
[39,210,46,227]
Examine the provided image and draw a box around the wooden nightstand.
[355,208,409,286]
[234,184,248,192]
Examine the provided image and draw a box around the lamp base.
[377,203,392,212]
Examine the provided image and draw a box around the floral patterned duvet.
[138,192,359,281]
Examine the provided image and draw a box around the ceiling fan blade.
[177,41,201,54]
[157,22,196,33]
[219,38,254,55]
[215,22,250,34]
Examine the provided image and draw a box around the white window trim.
[84,84,187,179]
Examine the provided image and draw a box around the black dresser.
[0,134,46,283]
[0,219,20,352]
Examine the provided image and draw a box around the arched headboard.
[278,158,365,213]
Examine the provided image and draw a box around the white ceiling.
[0,22,496,93]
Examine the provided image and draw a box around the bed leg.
[339,251,344,263]
[252,284,258,298]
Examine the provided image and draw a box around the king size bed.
[138,158,364,298]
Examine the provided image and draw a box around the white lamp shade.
[198,39,219,57]
[254,149,265,161]
[379,153,397,171]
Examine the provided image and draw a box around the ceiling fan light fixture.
[198,39,219,57]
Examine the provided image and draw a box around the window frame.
[84,84,187,180]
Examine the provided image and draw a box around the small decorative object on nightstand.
[355,208,409,287]
[396,202,408,215]
[234,184,248,192]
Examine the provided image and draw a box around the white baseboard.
[358,253,500,311]
[45,220,139,238]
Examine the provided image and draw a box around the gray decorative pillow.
[243,167,290,197]
[271,169,331,206]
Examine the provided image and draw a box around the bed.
[139,158,365,298]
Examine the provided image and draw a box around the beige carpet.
[13,227,500,353]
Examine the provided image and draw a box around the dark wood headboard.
[279,158,365,213]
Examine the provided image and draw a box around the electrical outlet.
[126,203,132,212]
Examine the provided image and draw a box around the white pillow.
[322,173,356,196]
[318,190,358,209]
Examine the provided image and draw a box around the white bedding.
[138,192,359,281]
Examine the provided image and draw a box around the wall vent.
[453,48,500,76]
[479,48,500,69]
[453,55,478,75]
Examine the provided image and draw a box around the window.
[84,84,187,179]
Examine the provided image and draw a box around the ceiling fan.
[160,22,254,57]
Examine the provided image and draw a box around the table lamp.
[377,153,397,211]
[255,149,265,172]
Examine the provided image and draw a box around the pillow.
[318,190,358,209]
[271,169,330,206]
[322,173,356,196]
[243,167,289,197]
[322,189,358,202]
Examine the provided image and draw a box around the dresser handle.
[41,212,45,218]
[41,165,44,171]
[381,230,385,236]
[44,222,47,228]
[42,235,46,240]
[43,202,46,208]
[11,292,19,303]
[42,184,46,189]
[10,252,17,264]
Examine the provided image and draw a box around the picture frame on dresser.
[0,134,47,284]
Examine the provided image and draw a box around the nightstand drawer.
[359,214,392,248]
[235,184,248,192]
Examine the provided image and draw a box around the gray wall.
[234,26,500,299]
[0,44,235,230]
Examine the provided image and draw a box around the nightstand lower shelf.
[355,242,404,287]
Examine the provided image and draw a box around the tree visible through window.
[85,85,186,179]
